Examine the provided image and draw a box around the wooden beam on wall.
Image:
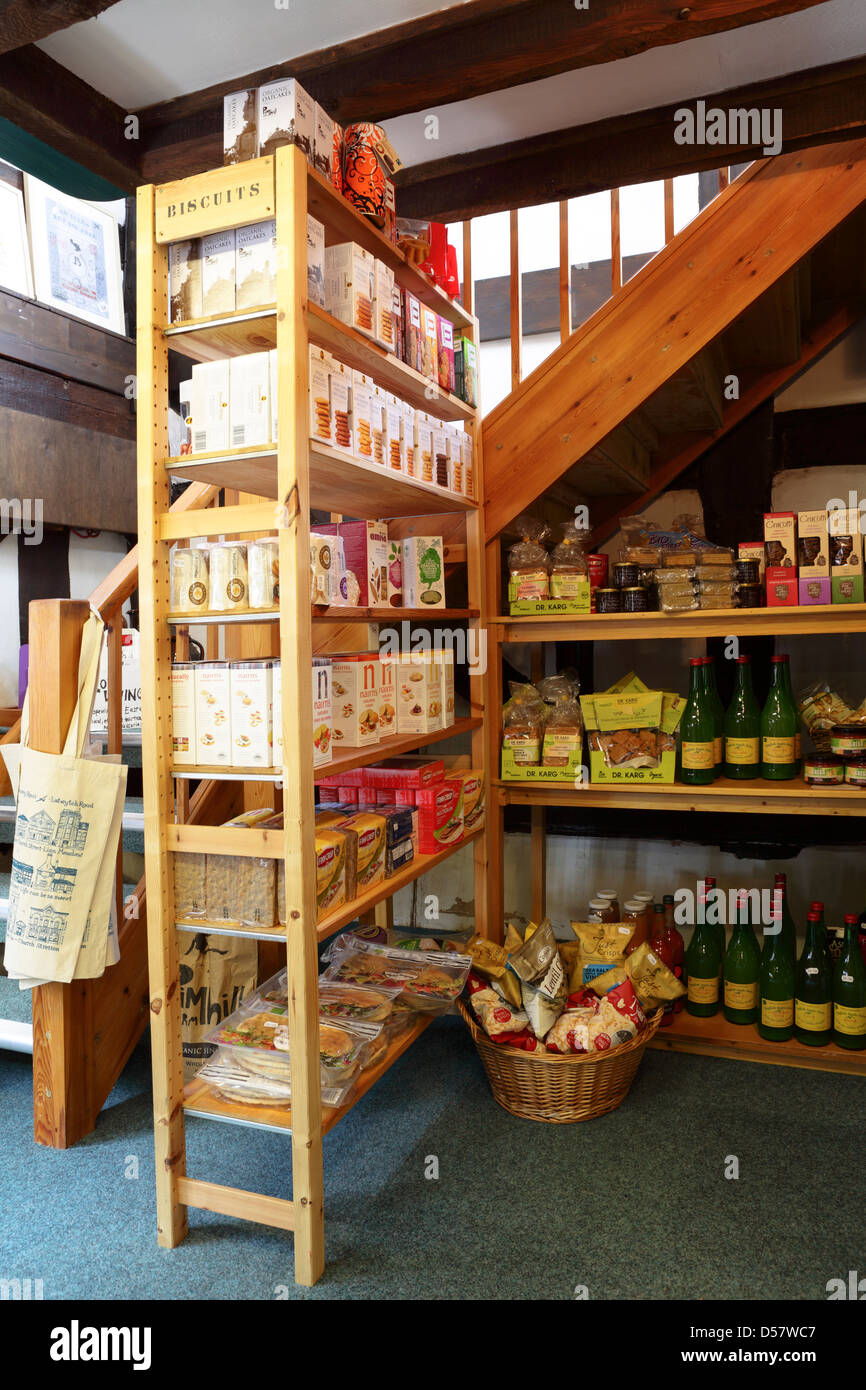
[0,1,124,56]
[0,356,135,437]
[610,189,621,294]
[0,405,136,530]
[558,201,570,341]
[509,209,521,389]
[395,55,866,221]
[0,45,138,192]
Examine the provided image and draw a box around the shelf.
[649,1009,866,1075]
[165,307,276,362]
[306,304,473,422]
[168,606,478,627]
[173,823,484,946]
[183,1014,433,1134]
[495,602,866,642]
[305,165,474,333]
[496,776,866,817]
[165,441,476,518]
[171,716,483,785]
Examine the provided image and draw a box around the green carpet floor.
[1,1018,864,1300]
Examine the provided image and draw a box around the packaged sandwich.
[207,1000,383,1088]
[255,968,404,1029]
[197,1052,354,1109]
[324,936,471,1014]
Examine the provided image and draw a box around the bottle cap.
[845,914,858,925]
[689,657,703,667]
[807,910,821,922]
[736,655,751,664]
[663,894,674,904]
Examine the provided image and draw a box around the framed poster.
[24,174,125,334]
[0,180,34,298]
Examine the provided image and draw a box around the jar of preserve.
[737,582,763,609]
[586,897,617,924]
[595,587,621,614]
[612,562,640,589]
[736,559,760,585]
[623,899,650,954]
[830,725,866,759]
[845,759,866,788]
[632,890,654,910]
[596,889,620,919]
[622,585,648,613]
[803,755,844,787]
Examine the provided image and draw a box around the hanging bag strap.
[62,614,106,758]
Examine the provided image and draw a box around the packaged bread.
[502,682,547,767]
[208,542,249,612]
[548,520,589,598]
[171,546,209,614]
[541,691,583,767]
[174,852,207,920]
[507,516,551,603]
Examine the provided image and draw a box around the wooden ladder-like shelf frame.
[137,146,489,1285]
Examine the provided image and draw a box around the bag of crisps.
[624,940,686,1011]
[569,920,636,991]
[463,933,522,1007]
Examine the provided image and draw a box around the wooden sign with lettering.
[154,158,275,243]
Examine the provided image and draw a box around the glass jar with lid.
[586,897,617,924]
[623,899,650,953]
[596,888,620,920]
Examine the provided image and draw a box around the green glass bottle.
[702,658,725,780]
[724,655,760,780]
[759,899,795,1041]
[833,915,866,1050]
[724,891,761,1024]
[761,655,799,780]
[794,908,833,1046]
[680,658,715,786]
[778,654,802,769]
[685,897,721,1016]
[704,875,725,977]
[773,873,797,959]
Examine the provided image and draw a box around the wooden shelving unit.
[138,148,488,1285]
[484,544,866,1076]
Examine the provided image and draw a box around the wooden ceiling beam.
[396,55,866,221]
[0,45,138,191]
[0,0,123,56]
[136,0,831,182]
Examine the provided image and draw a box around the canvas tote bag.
[2,614,128,987]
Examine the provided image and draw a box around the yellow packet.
[463,932,522,1007]
[569,920,636,991]
[625,940,686,1010]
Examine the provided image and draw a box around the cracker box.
[223,88,257,166]
[830,507,865,604]
[797,508,831,605]
[392,285,405,361]
[325,242,375,338]
[420,306,438,381]
[399,780,463,854]
[309,345,332,445]
[170,662,196,767]
[454,335,478,407]
[766,574,798,608]
[369,385,386,467]
[331,120,343,192]
[313,103,334,178]
[377,654,397,739]
[331,654,381,747]
[311,656,333,767]
[230,660,273,768]
[317,520,389,606]
[269,349,278,443]
[272,659,282,767]
[329,356,353,455]
[336,812,385,891]
[403,401,417,478]
[200,230,236,316]
[461,431,475,500]
[435,649,455,726]
[446,770,485,833]
[431,420,449,490]
[404,290,423,374]
[236,219,276,311]
[385,533,403,606]
[229,351,270,448]
[395,654,443,735]
[306,214,325,309]
[416,412,434,485]
[315,829,347,920]
[194,662,232,766]
[257,78,314,160]
[351,368,375,461]
[384,393,404,473]
[310,532,338,605]
[764,512,797,583]
[190,360,230,453]
[447,427,464,494]
[436,316,455,393]
[168,240,202,323]
[383,177,397,244]
[402,535,445,609]
[373,259,395,351]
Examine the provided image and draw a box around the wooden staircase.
[482,138,866,545]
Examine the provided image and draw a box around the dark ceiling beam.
[0,44,138,191]
[395,55,866,221]
[0,0,123,56]
[137,0,831,180]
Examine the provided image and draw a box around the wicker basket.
[459,1001,663,1123]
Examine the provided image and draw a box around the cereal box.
[435,649,455,727]
[331,654,381,747]
[194,662,232,765]
[315,829,347,920]
[369,384,386,467]
[230,660,273,768]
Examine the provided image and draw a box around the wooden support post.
[664,178,675,244]
[275,145,325,1288]
[610,188,621,293]
[509,208,522,389]
[29,599,93,1148]
[559,201,570,341]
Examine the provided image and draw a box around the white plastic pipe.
[0,1019,33,1053]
